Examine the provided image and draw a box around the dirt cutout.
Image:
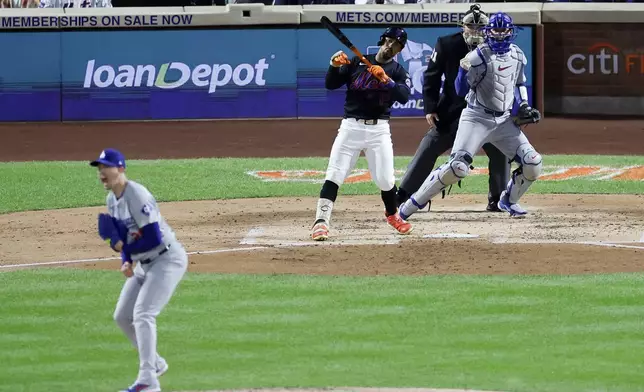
[1,194,643,275]
[1,117,643,276]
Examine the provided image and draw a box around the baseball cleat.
[119,383,161,392]
[156,359,168,378]
[486,199,502,212]
[498,191,527,218]
[311,221,329,241]
[386,211,413,235]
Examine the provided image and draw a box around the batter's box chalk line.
[423,233,480,239]
[239,225,403,247]
[579,241,644,251]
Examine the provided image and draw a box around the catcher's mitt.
[513,103,541,126]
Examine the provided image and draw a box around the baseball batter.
[399,12,542,221]
[92,148,187,392]
[311,27,413,241]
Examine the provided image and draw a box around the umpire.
[396,3,510,212]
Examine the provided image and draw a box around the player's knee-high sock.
[315,180,339,225]
[382,185,398,216]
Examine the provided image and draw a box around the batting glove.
[330,51,350,67]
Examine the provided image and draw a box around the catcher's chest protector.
[471,45,524,113]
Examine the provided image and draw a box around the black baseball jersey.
[325,54,411,121]
[423,32,471,124]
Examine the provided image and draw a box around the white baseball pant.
[324,118,395,191]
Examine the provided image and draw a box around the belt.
[140,243,171,265]
[348,118,384,125]
[468,104,506,117]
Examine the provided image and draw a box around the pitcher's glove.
[514,102,541,126]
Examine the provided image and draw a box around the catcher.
[399,11,542,221]
[397,3,510,214]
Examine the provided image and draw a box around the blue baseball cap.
[90,148,126,168]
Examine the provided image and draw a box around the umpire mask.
[460,4,489,46]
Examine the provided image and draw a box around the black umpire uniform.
[396,31,510,212]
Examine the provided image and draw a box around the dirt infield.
[1,194,643,274]
[0,117,643,276]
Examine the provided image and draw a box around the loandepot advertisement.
[61,29,297,121]
[0,26,532,121]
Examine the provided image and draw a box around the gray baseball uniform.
[399,42,542,220]
[110,181,187,389]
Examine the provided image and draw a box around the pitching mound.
[1,194,643,275]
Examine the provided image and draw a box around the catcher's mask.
[458,3,489,47]
[484,12,518,55]
[377,26,407,50]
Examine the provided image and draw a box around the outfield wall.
[0,3,637,121]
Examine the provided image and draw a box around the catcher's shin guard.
[399,154,471,219]
[506,145,542,204]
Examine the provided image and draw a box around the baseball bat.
[320,16,376,69]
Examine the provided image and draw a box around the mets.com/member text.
[335,11,466,24]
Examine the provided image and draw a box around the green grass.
[2,269,644,392]
[2,155,644,392]
[1,155,642,214]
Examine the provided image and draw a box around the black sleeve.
[324,56,355,90]
[423,37,445,115]
[388,65,411,104]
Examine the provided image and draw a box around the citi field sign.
[567,42,644,75]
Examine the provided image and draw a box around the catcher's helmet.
[377,26,407,49]
[484,12,518,55]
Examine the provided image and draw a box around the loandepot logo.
[83,58,270,93]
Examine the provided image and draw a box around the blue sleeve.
[122,222,163,255]
[455,66,470,97]
[514,86,523,108]
[120,250,132,265]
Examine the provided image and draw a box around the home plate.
[423,233,480,239]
